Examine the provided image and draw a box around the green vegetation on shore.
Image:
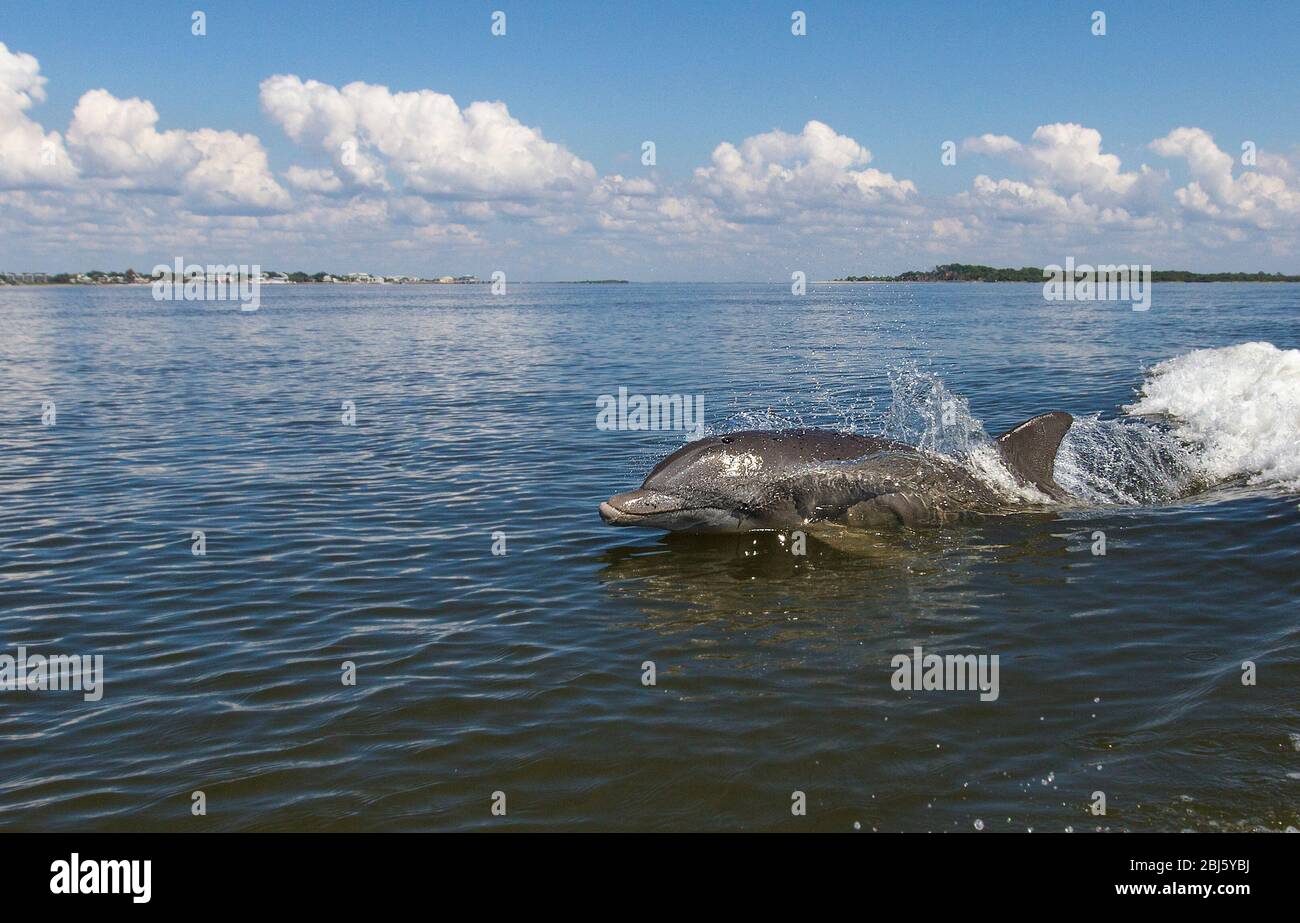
[835,263,1300,283]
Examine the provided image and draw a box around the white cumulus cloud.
[283,165,344,194]
[0,41,75,188]
[259,75,598,199]
[693,120,915,221]
[964,123,1150,199]
[1150,127,1300,227]
[66,89,289,213]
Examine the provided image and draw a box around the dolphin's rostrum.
[599,412,1073,532]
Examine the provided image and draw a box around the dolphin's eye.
[720,436,734,445]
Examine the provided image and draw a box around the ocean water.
[0,281,1297,832]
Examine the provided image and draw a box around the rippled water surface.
[1,282,1297,831]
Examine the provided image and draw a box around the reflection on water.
[597,524,1036,618]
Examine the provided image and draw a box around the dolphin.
[599,412,1073,532]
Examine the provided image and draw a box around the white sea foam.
[1125,342,1300,489]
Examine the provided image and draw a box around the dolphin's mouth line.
[600,500,722,519]
[599,497,735,527]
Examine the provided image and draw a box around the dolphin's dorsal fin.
[995,412,1073,500]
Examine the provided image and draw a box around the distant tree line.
[836,263,1300,283]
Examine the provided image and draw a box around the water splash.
[881,365,987,458]
[1125,342,1300,490]
[881,366,1045,501]
[711,385,880,436]
[1054,415,1199,505]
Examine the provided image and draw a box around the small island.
[832,263,1300,283]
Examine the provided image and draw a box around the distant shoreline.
[831,263,1300,283]
[3,269,1298,288]
[0,273,630,287]
[816,279,1300,284]
[5,279,1300,289]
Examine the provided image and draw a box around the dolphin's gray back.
[643,428,898,488]
[641,428,997,528]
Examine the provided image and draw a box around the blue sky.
[2,0,1299,278]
